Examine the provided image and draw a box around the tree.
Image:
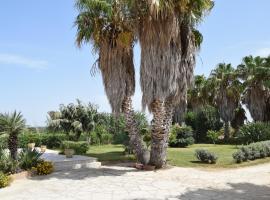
[132,0,214,168]
[74,0,146,162]
[210,63,243,141]
[0,111,26,160]
[237,56,270,122]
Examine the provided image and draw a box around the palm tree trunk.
[122,96,146,164]
[8,134,18,160]
[149,100,167,168]
[224,121,230,141]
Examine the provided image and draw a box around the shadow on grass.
[131,183,270,200]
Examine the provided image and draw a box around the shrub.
[0,172,11,188]
[0,149,19,174]
[61,141,89,154]
[233,141,270,163]
[169,125,194,148]
[185,106,223,143]
[35,161,54,175]
[18,133,67,149]
[18,132,41,148]
[236,122,270,144]
[195,149,218,164]
[18,149,43,170]
[40,134,67,148]
[207,130,221,144]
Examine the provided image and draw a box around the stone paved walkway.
[1,163,270,200]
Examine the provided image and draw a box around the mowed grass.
[86,144,270,168]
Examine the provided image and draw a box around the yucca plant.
[0,111,26,160]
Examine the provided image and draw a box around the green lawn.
[86,144,270,168]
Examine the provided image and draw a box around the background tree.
[210,63,243,140]
[0,111,26,159]
[237,55,270,122]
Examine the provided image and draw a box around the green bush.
[0,172,11,188]
[61,141,89,154]
[237,122,270,144]
[169,125,194,148]
[18,132,41,148]
[207,130,221,144]
[195,149,218,164]
[185,106,223,143]
[40,134,68,148]
[18,149,43,170]
[233,141,270,163]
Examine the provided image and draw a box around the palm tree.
[237,56,270,122]
[48,100,98,141]
[75,0,146,162]
[0,111,26,160]
[210,63,243,140]
[135,0,214,168]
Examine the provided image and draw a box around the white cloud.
[255,48,270,57]
[0,53,48,69]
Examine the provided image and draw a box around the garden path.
[0,163,270,200]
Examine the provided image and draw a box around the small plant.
[207,130,221,144]
[0,172,11,188]
[36,161,54,175]
[18,149,43,170]
[195,149,218,164]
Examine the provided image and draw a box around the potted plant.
[27,140,35,150]
[62,142,74,158]
[40,145,47,153]
[64,149,75,158]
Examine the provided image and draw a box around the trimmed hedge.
[60,141,89,154]
[233,141,270,163]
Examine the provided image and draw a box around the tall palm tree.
[0,111,26,160]
[210,63,243,140]
[133,0,213,168]
[237,56,270,122]
[75,0,146,162]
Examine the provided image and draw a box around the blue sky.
[0,0,270,126]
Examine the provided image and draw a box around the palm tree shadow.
[177,183,270,200]
[131,183,270,200]
[29,166,140,181]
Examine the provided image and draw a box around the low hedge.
[0,133,68,149]
[60,141,89,154]
[233,141,270,163]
